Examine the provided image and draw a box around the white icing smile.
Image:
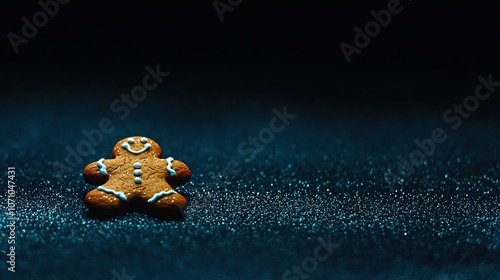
[121,137,151,154]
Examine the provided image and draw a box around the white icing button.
[134,170,142,176]
[134,177,142,184]
[133,162,141,168]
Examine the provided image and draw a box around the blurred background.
[1,0,499,107]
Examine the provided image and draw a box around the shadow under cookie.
[85,193,189,221]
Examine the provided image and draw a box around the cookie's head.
[112,136,162,158]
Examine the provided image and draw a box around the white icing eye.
[141,137,148,143]
[127,138,135,143]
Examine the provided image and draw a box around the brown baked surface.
[83,136,191,219]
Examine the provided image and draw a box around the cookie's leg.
[147,192,187,220]
[85,189,125,217]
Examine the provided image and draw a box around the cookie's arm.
[166,158,191,187]
[83,158,109,186]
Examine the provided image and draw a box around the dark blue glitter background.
[1,86,499,279]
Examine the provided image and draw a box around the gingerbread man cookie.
[83,136,191,219]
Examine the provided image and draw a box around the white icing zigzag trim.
[147,190,177,203]
[97,158,107,175]
[166,157,176,176]
[97,186,127,201]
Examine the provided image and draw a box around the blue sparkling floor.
[1,88,500,279]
